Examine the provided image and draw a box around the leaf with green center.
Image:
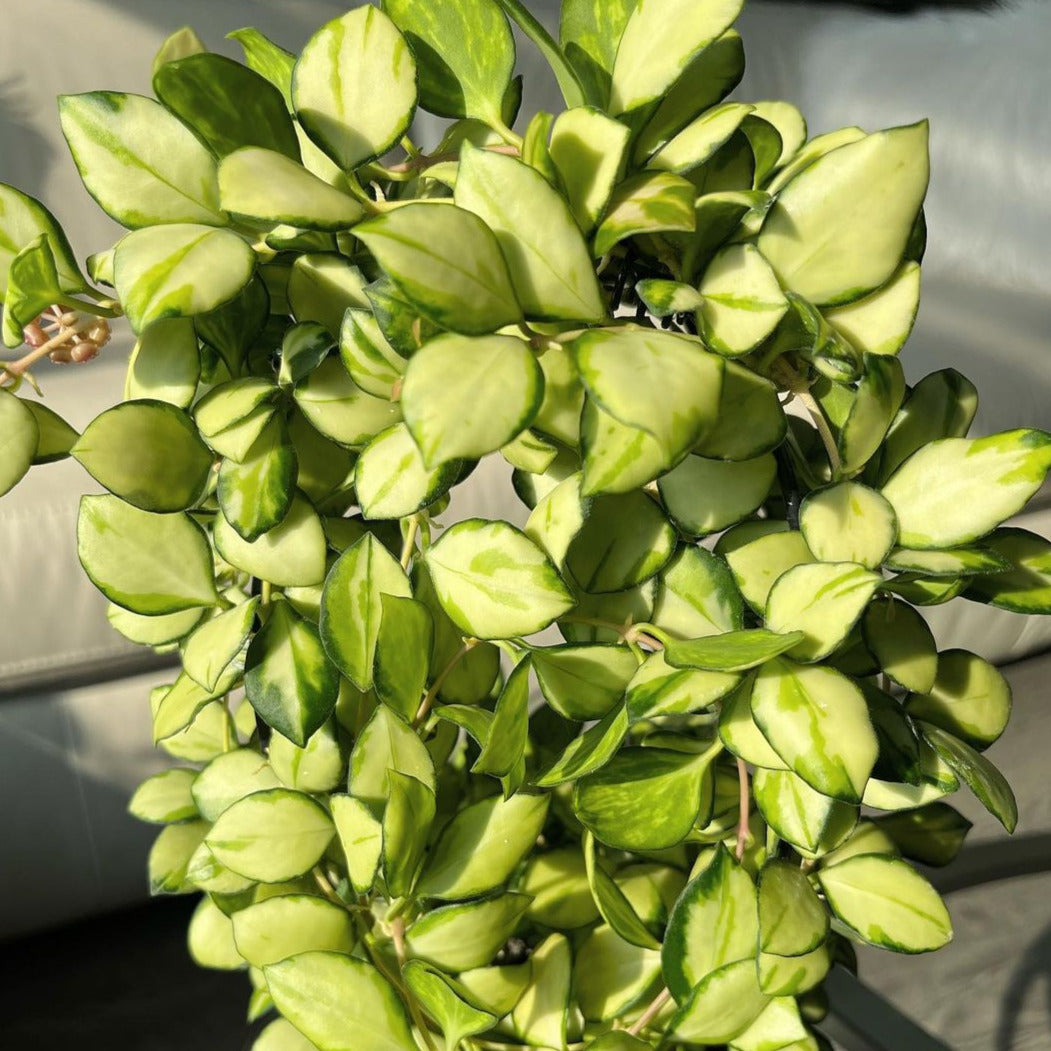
[349,706,436,808]
[757,122,929,305]
[765,562,881,663]
[824,261,921,357]
[752,768,857,856]
[659,453,777,536]
[625,650,740,721]
[195,378,278,461]
[383,0,515,122]
[570,327,723,462]
[633,30,743,158]
[403,961,497,1049]
[549,107,631,232]
[319,534,411,689]
[532,644,637,721]
[265,952,418,1051]
[757,859,829,957]
[356,205,522,334]
[425,519,573,639]
[400,334,543,467]
[293,357,400,449]
[0,183,85,295]
[455,144,605,321]
[330,795,383,894]
[245,601,339,746]
[609,0,745,115]
[356,423,459,521]
[592,171,696,257]
[206,788,334,881]
[662,844,759,1001]
[154,54,300,160]
[652,546,744,639]
[77,494,217,614]
[417,792,550,900]
[340,309,405,399]
[58,92,226,228]
[882,430,1051,549]
[905,648,1011,749]
[799,482,897,569]
[861,598,937,694]
[232,894,355,968]
[128,768,199,825]
[126,318,200,409]
[218,417,297,541]
[406,893,532,971]
[573,746,716,852]
[885,545,1009,578]
[566,491,676,594]
[817,854,952,953]
[114,223,256,333]
[182,599,259,693]
[214,493,327,588]
[666,629,807,673]
[751,658,878,803]
[635,278,704,318]
[923,725,1017,833]
[0,389,38,497]
[718,521,815,613]
[292,7,417,171]
[579,398,676,495]
[668,958,769,1044]
[219,148,363,231]
[696,244,789,356]
[650,101,754,175]
[524,472,589,572]
[719,677,788,770]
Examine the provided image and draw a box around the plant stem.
[735,758,751,861]
[627,987,672,1036]
[400,517,420,570]
[414,640,477,727]
[795,385,842,476]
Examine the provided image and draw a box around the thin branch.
[414,640,477,727]
[627,987,672,1036]
[400,517,420,570]
[735,758,751,862]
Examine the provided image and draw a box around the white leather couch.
[2,2,1050,1047]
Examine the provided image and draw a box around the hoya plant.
[0,0,1044,1048]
